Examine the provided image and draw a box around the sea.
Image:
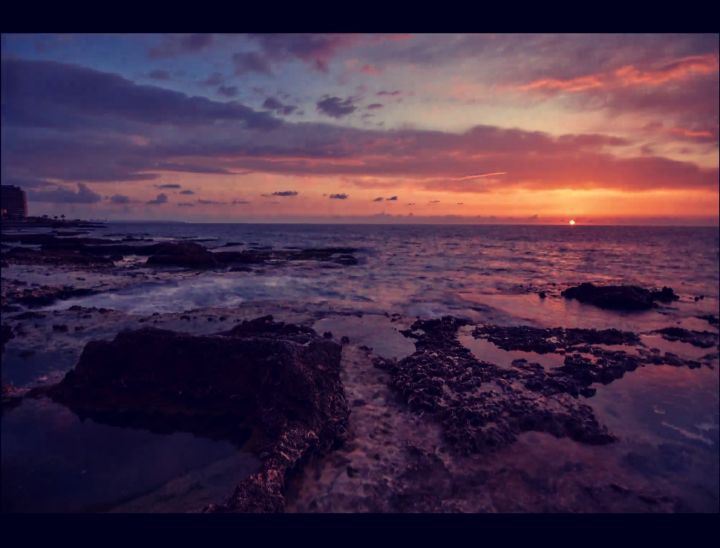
[2,223,718,512]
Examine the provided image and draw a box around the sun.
[569,219,576,225]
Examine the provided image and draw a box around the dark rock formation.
[378,317,614,454]
[561,283,678,311]
[145,241,218,268]
[46,316,349,512]
[655,327,719,349]
[473,324,640,354]
[1,324,13,354]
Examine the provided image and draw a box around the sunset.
[1,33,718,524]
[1,34,718,224]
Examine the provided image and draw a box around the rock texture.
[561,282,678,311]
[376,317,615,454]
[46,315,349,512]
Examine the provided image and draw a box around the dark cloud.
[262,97,297,116]
[109,194,131,204]
[366,103,384,109]
[2,58,715,193]
[1,177,53,189]
[1,58,280,129]
[179,189,195,195]
[28,183,101,203]
[146,193,168,205]
[246,34,358,72]
[329,193,349,199]
[231,199,251,205]
[270,190,298,197]
[372,197,384,202]
[218,85,238,98]
[201,72,225,86]
[377,90,401,96]
[149,34,214,58]
[155,183,181,189]
[233,52,273,75]
[316,96,358,118]
[197,199,226,205]
[148,69,171,81]
[387,196,398,201]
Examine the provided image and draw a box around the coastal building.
[0,185,28,219]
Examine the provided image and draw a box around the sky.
[1,33,718,224]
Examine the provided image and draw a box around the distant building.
[1,185,28,219]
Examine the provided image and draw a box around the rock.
[145,242,218,268]
[561,282,678,311]
[696,314,719,327]
[380,316,615,454]
[655,327,719,349]
[473,324,640,354]
[1,324,13,354]
[46,316,349,512]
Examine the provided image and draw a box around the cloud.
[178,202,195,207]
[108,194,131,204]
[146,193,168,205]
[233,51,273,75]
[149,34,214,58]
[316,96,358,118]
[28,183,101,203]
[366,103,384,110]
[218,85,238,98]
[197,199,226,205]
[246,34,359,72]
[329,193,349,199]
[179,189,195,195]
[201,72,225,86]
[268,190,298,197]
[155,183,181,189]
[1,58,280,129]
[148,69,171,81]
[2,57,716,194]
[377,90,401,96]
[231,199,251,205]
[262,97,297,116]
[387,196,398,201]
[372,197,384,202]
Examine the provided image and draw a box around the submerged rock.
[561,282,678,311]
[46,316,349,512]
[145,241,218,268]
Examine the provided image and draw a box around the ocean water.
[3,223,719,512]
[54,223,720,328]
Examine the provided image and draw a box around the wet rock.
[46,316,349,512]
[473,324,639,354]
[146,242,218,268]
[1,281,98,309]
[381,316,614,454]
[561,282,678,311]
[697,314,719,327]
[1,324,13,354]
[655,327,719,349]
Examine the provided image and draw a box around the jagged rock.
[46,316,349,512]
[561,283,678,311]
[379,316,614,454]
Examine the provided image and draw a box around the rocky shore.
[1,224,718,513]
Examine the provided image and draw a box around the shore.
[1,223,718,512]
